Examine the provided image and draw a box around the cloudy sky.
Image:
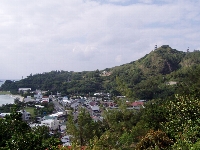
[0,0,200,79]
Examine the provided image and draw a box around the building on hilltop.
[161,45,169,48]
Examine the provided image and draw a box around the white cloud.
[0,0,199,79]
[106,0,130,3]
[138,0,153,4]
[115,55,122,63]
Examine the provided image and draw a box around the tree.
[0,106,61,149]
[163,94,200,148]
[66,108,99,146]
[136,130,173,150]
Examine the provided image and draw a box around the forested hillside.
[1,45,200,100]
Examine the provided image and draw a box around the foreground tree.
[136,130,173,150]
[0,106,61,150]
[163,94,200,149]
[66,108,101,146]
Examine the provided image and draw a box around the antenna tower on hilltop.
[187,47,189,52]
[154,45,157,50]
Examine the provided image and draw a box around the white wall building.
[41,116,60,130]
[41,97,49,103]
[91,105,100,112]
[18,88,31,93]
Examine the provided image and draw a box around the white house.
[91,105,100,112]
[41,115,60,130]
[61,135,71,146]
[63,99,72,105]
[18,88,31,93]
[35,105,44,108]
[41,119,59,130]
[41,96,49,103]
[50,112,65,117]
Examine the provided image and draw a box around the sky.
[0,0,200,79]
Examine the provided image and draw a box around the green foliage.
[136,130,173,150]
[164,94,200,144]
[0,106,61,149]
[141,99,167,130]
[66,108,101,146]
[6,126,61,150]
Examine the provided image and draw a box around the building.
[18,88,31,93]
[91,105,100,112]
[17,110,31,121]
[0,110,31,121]
[61,135,71,146]
[131,101,144,110]
[41,96,49,103]
[41,115,60,130]
[34,92,43,99]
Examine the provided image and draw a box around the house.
[34,92,43,99]
[41,96,49,103]
[0,110,31,121]
[131,101,144,110]
[18,88,31,93]
[41,115,60,130]
[41,119,59,130]
[17,110,31,121]
[57,92,61,97]
[100,71,111,76]
[161,45,169,48]
[84,99,92,106]
[91,105,100,112]
[102,101,117,108]
[50,112,65,117]
[35,105,44,108]
[78,98,85,104]
[61,135,71,146]
[70,100,79,110]
[63,96,72,105]
[61,135,70,143]
[89,101,96,107]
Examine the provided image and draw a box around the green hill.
[1,45,200,100]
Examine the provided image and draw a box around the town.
[0,87,145,147]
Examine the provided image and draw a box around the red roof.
[89,101,96,106]
[131,101,144,107]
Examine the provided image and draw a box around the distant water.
[0,80,5,87]
[0,79,20,106]
[0,95,14,106]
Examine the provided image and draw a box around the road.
[52,99,65,112]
